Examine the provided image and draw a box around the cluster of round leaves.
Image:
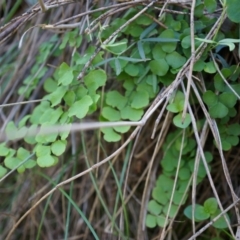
[0,37,108,176]
[97,7,197,141]
[184,197,230,229]
[96,0,239,141]
[202,66,240,150]
[203,66,240,119]
[146,127,213,228]
[167,91,192,129]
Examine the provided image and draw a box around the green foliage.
[226,0,240,23]
[184,197,230,229]
[167,91,191,129]
[146,126,213,228]
[1,5,239,240]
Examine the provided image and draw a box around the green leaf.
[64,90,75,106]
[16,127,27,140]
[17,147,30,160]
[167,101,184,113]
[163,204,178,218]
[102,107,121,121]
[156,175,174,192]
[36,145,51,157]
[76,85,88,98]
[52,109,64,124]
[60,123,71,140]
[214,77,225,92]
[184,204,210,221]
[204,0,217,13]
[0,166,7,178]
[51,140,67,156]
[147,200,162,215]
[121,105,143,121]
[173,191,186,205]
[156,215,168,228]
[126,23,143,37]
[219,92,237,108]
[152,187,168,205]
[161,153,176,172]
[5,121,18,140]
[101,127,121,142]
[226,135,239,146]
[24,159,36,169]
[149,59,169,76]
[203,91,218,107]
[173,113,191,129]
[48,86,68,107]
[0,144,9,156]
[227,124,240,136]
[24,125,37,144]
[209,102,228,118]
[84,69,107,90]
[152,43,166,60]
[195,38,216,44]
[124,63,139,76]
[159,29,177,53]
[226,0,240,23]
[165,52,186,69]
[204,198,218,215]
[115,58,122,75]
[167,92,185,113]
[204,61,216,73]
[146,214,157,228]
[218,42,235,51]
[181,35,191,49]
[136,14,153,25]
[131,90,149,109]
[44,78,58,93]
[57,62,74,86]
[103,39,128,55]
[211,210,229,229]
[68,95,93,119]
[178,167,191,180]
[193,59,206,72]
[18,115,30,128]
[106,91,128,110]
[4,157,24,172]
[113,126,130,133]
[37,155,56,167]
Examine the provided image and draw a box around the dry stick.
[77,0,158,80]
[38,0,49,12]
[0,0,63,44]
[53,0,146,27]
[182,0,196,121]
[0,99,44,108]
[85,6,131,34]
